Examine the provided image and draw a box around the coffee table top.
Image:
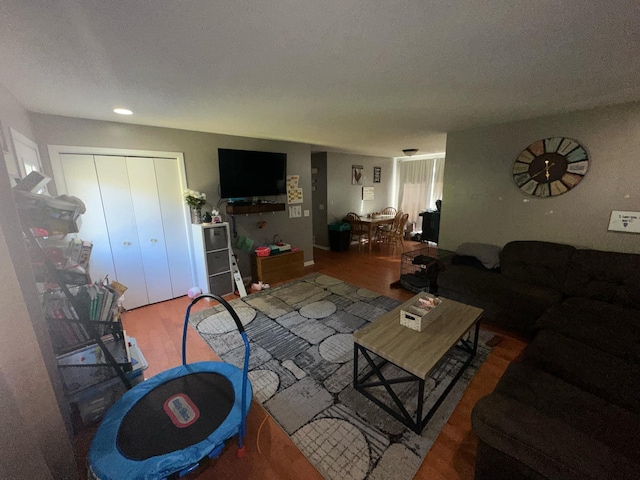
[353,293,483,379]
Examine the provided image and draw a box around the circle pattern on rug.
[299,300,337,319]
[197,305,256,334]
[319,334,353,363]
[248,369,279,403]
[315,275,344,286]
[292,418,369,480]
[356,288,379,299]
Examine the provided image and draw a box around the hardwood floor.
[74,241,527,479]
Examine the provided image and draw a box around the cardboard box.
[400,296,442,332]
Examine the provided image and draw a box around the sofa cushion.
[564,249,640,309]
[522,330,640,413]
[437,264,562,335]
[500,241,575,291]
[473,392,640,480]
[494,362,640,462]
[533,297,640,363]
[455,242,502,269]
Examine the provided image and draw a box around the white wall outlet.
[304,209,310,217]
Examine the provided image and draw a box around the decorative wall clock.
[512,137,589,197]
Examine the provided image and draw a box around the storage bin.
[328,222,351,251]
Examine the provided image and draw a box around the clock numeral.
[566,147,587,163]
[512,162,530,175]
[567,160,588,175]
[529,140,544,156]
[557,138,579,156]
[535,183,550,197]
[514,172,532,186]
[544,137,562,153]
[550,180,568,196]
[516,150,535,164]
[561,173,583,187]
[520,180,538,195]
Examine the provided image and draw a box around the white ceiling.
[1,1,639,157]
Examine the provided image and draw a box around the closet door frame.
[48,145,196,289]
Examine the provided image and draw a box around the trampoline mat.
[117,372,235,460]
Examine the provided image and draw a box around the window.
[396,154,445,226]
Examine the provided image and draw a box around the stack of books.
[44,280,127,351]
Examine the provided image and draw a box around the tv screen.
[218,148,287,199]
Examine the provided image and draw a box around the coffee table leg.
[415,379,425,434]
[353,343,359,389]
[354,321,481,434]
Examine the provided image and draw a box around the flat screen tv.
[218,148,287,199]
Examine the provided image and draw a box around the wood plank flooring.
[74,240,527,479]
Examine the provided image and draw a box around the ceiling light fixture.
[113,108,133,115]
[402,148,419,156]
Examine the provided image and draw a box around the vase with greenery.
[184,188,206,224]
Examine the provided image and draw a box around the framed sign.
[373,166,381,183]
[352,165,363,185]
[362,187,374,200]
[608,211,640,233]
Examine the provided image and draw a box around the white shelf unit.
[191,223,235,296]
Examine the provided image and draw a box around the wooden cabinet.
[251,250,304,284]
[191,223,235,295]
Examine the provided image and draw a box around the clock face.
[512,137,589,197]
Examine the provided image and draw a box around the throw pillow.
[455,242,502,269]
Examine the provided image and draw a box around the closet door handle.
[123,241,131,246]
[150,238,158,243]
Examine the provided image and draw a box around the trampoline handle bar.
[183,294,246,366]
[182,293,251,454]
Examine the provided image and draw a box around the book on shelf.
[43,280,123,351]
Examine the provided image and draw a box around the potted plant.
[184,188,207,224]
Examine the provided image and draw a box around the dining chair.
[379,212,409,252]
[343,212,369,249]
[375,210,402,243]
[380,207,397,216]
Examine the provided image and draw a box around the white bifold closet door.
[59,154,191,309]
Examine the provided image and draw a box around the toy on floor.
[88,294,252,479]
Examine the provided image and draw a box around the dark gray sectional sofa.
[436,240,640,479]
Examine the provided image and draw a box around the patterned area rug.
[189,273,492,480]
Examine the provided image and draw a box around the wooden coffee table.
[352,292,483,433]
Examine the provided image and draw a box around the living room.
[1,2,639,479]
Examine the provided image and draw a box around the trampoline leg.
[237,446,246,458]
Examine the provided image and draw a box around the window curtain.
[396,157,445,225]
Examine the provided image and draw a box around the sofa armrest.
[472,393,639,480]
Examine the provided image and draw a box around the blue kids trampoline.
[88,294,252,479]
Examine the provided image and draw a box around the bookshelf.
[15,190,133,420]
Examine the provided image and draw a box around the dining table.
[347,214,395,252]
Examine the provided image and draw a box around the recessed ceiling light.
[113,108,133,115]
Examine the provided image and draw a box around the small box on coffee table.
[400,295,442,332]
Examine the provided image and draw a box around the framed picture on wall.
[352,165,363,185]
[373,166,381,183]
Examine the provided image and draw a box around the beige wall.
[440,101,640,254]
[0,86,77,479]
[29,113,314,276]
[325,152,395,224]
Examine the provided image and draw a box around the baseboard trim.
[313,244,330,251]
[304,260,315,267]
